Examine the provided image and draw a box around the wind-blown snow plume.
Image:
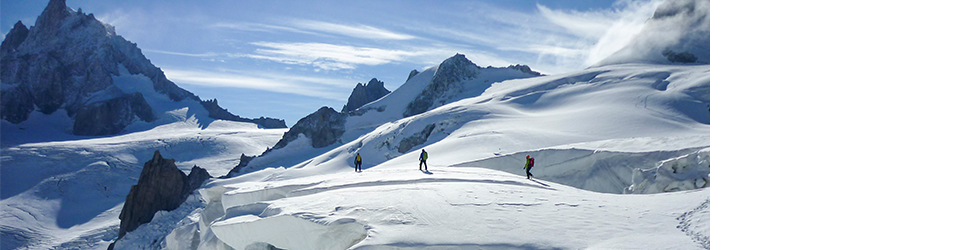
[596,0,709,65]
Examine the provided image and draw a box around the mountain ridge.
[225,54,545,177]
[0,0,285,137]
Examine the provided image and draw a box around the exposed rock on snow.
[341,78,390,113]
[73,92,155,135]
[223,153,257,178]
[118,151,211,239]
[273,106,346,149]
[406,69,420,82]
[200,99,286,128]
[502,64,542,76]
[397,123,436,153]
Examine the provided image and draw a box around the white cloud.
[245,42,418,71]
[287,18,415,40]
[211,19,414,40]
[163,68,350,101]
[210,22,319,36]
[537,0,665,66]
[143,49,219,58]
[536,5,618,39]
[204,1,673,75]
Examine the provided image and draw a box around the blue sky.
[1,0,663,125]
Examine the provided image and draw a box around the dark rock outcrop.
[397,124,437,153]
[505,64,542,76]
[222,153,256,178]
[200,99,287,128]
[341,78,390,113]
[73,92,155,135]
[117,151,211,239]
[406,69,420,82]
[403,54,480,117]
[272,106,346,149]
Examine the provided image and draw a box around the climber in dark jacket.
[354,153,362,172]
[419,149,428,171]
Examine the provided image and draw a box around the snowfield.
[113,62,710,250]
[2,60,709,250]
[1,118,285,250]
[2,0,712,248]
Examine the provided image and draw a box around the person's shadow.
[529,179,550,187]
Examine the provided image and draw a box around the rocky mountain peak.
[437,53,478,74]
[342,78,391,113]
[36,0,71,33]
[0,21,29,53]
[403,54,481,117]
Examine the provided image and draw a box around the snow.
[3,48,710,250]
[0,120,285,250]
[149,62,710,249]
[181,168,709,249]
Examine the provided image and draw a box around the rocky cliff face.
[1,0,285,135]
[117,151,211,239]
[403,54,481,117]
[73,92,155,135]
[341,78,390,113]
[272,106,346,149]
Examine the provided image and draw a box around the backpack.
[529,158,534,168]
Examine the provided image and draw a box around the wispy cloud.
[537,0,665,66]
[536,5,618,39]
[143,49,219,58]
[286,18,415,40]
[244,42,419,70]
[163,68,351,101]
[211,19,414,40]
[210,22,319,36]
[201,1,666,75]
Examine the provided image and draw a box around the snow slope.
[233,56,542,176]
[163,169,709,250]
[139,62,710,249]
[1,59,710,250]
[0,119,285,250]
